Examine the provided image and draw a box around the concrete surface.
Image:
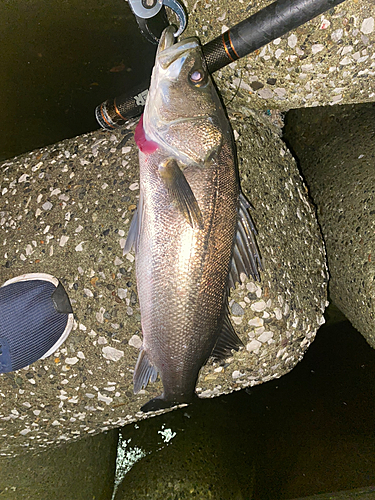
[113,398,255,499]
[284,102,375,348]
[0,107,327,455]
[0,428,117,499]
[182,0,375,113]
[290,485,375,500]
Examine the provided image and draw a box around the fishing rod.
[95,0,346,130]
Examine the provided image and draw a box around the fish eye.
[189,68,208,87]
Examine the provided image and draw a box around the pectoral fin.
[159,159,203,229]
[123,190,144,255]
[228,192,262,288]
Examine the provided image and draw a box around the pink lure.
[134,115,159,153]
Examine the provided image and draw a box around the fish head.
[143,26,230,166]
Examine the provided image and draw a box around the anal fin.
[133,349,158,394]
[159,158,203,229]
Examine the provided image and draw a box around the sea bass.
[125,26,261,412]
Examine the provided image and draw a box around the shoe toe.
[0,274,74,373]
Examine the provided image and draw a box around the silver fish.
[125,26,261,412]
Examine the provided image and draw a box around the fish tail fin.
[141,397,172,413]
[141,394,197,413]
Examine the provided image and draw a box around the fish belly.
[136,143,238,403]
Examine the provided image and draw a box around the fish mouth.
[144,27,205,140]
[157,25,177,53]
[156,26,200,70]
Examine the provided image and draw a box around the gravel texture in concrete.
[0,108,327,454]
[181,0,375,113]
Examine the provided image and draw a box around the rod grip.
[203,0,346,71]
[95,82,150,130]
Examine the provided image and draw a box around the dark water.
[116,309,375,499]
[0,0,157,161]
[2,3,375,498]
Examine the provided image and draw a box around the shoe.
[0,273,74,373]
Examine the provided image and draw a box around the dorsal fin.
[229,192,262,288]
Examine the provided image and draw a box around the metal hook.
[162,0,187,37]
[129,0,187,40]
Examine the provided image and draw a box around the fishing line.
[224,69,243,107]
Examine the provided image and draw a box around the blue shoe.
[0,273,74,373]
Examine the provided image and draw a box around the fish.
[124,25,261,412]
